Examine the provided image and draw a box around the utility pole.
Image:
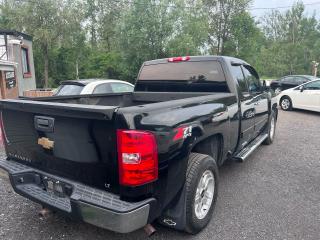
[311,61,319,77]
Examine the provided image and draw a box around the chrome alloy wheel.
[194,170,215,220]
[281,99,290,110]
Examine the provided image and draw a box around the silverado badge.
[38,137,54,150]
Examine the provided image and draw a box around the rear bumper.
[0,158,155,233]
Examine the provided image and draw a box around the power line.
[250,1,320,11]
[4,0,320,12]
[117,0,320,11]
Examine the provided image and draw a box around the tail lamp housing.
[117,130,158,187]
[168,56,190,62]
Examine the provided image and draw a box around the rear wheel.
[185,153,218,234]
[280,96,292,111]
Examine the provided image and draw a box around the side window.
[296,77,306,85]
[304,81,320,90]
[110,83,134,93]
[242,65,261,93]
[280,77,287,83]
[21,47,31,77]
[282,77,294,83]
[93,83,112,94]
[231,66,248,94]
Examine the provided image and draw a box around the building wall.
[0,70,19,99]
[12,39,36,96]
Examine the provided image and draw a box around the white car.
[54,79,134,96]
[278,79,320,112]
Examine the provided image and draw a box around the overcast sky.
[251,0,320,19]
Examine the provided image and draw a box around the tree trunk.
[76,59,79,80]
[44,43,49,88]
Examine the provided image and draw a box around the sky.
[250,0,320,19]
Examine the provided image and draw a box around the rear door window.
[93,83,112,94]
[110,83,134,93]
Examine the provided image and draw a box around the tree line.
[0,0,319,87]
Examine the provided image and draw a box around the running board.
[234,134,268,162]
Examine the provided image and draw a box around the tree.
[11,0,70,87]
[117,0,176,79]
[203,0,252,54]
[167,0,209,56]
[260,3,320,77]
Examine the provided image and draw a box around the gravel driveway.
[0,110,319,240]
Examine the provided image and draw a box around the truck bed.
[0,91,236,194]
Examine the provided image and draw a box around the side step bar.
[234,133,268,162]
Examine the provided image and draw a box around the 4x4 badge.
[38,137,54,150]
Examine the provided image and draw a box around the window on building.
[21,47,31,77]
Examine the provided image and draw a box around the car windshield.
[308,76,319,80]
[55,84,84,96]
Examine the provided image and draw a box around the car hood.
[278,88,295,99]
[281,88,295,94]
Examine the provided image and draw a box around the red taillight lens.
[168,56,190,62]
[117,130,158,186]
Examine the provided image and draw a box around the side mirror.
[261,80,269,91]
[262,80,267,87]
[299,86,304,92]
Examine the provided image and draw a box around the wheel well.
[191,134,223,165]
[279,95,291,102]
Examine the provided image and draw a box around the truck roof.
[60,79,122,86]
[143,55,250,66]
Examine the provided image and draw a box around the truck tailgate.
[0,99,120,192]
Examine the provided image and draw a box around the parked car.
[54,79,134,96]
[279,79,320,112]
[270,75,317,94]
[0,56,278,235]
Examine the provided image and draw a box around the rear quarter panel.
[116,93,238,215]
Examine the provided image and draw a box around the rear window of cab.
[136,61,229,93]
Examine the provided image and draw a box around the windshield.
[55,84,84,96]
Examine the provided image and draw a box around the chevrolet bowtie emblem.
[38,137,54,150]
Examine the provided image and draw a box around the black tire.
[185,153,219,234]
[280,96,292,111]
[263,111,277,145]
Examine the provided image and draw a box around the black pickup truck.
[0,56,277,234]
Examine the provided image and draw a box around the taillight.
[117,130,158,187]
[168,56,190,62]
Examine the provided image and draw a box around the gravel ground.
[0,110,319,240]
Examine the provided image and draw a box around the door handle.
[34,116,55,132]
[254,102,260,106]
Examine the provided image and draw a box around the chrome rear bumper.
[0,158,155,233]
